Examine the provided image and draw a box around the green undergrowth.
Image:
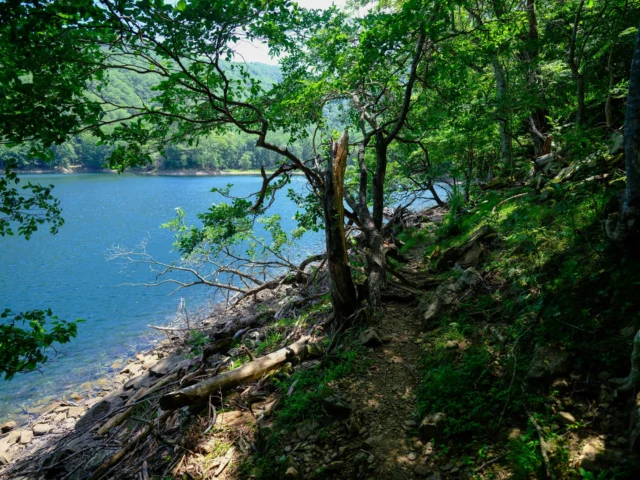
[413,174,640,477]
[244,337,368,478]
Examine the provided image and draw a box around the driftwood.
[159,336,311,410]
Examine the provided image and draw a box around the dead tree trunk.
[324,131,358,321]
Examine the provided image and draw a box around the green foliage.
[0,308,82,380]
[0,159,64,239]
[187,330,209,357]
[506,427,543,478]
[272,344,364,425]
[254,331,283,356]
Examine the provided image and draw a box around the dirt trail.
[338,302,428,479]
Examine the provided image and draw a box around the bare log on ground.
[159,336,311,410]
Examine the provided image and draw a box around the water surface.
[0,174,322,421]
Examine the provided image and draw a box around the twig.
[528,411,557,480]
[475,453,507,472]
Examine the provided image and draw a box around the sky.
[233,0,348,65]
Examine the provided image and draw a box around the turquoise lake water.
[0,174,323,422]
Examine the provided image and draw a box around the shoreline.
[0,277,302,474]
[10,167,296,176]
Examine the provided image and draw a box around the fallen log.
[159,336,311,410]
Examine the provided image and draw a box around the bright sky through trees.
[233,0,347,64]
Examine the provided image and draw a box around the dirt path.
[338,302,428,479]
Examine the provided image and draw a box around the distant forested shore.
[0,61,318,173]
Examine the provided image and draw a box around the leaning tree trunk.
[606,23,640,243]
[323,131,358,321]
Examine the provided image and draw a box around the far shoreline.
[10,167,301,176]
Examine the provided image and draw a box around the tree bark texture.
[324,131,358,321]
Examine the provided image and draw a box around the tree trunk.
[625,25,640,208]
[606,24,640,243]
[372,135,388,231]
[524,0,551,156]
[428,183,445,206]
[323,131,358,321]
[493,57,512,170]
[368,136,389,310]
[606,46,615,129]
[576,74,586,128]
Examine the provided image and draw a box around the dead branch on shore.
[107,239,327,309]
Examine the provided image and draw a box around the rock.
[437,225,494,271]
[599,386,613,404]
[214,410,249,428]
[407,452,417,461]
[325,461,345,472]
[66,406,85,418]
[621,325,637,338]
[0,431,20,453]
[610,132,624,155]
[149,353,187,377]
[123,372,152,390]
[75,394,124,431]
[440,462,454,471]
[347,416,362,435]
[19,430,33,444]
[320,395,353,419]
[0,452,10,465]
[414,465,432,476]
[557,412,576,425]
[119,362,144,376]
[0,421,17,433]
[527,346,570,379]
[551,377,571,392]
[363,435,383,449]
[419,412,446,443]
[285,466,300,479]
[53,412,67,423]
[359,329,383,348]
[33,423,51,436]
[455,242,483,269]
[578,438,606,471]
[297,420,317,441]
[455,267,481,288]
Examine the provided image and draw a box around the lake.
[0,174,324,422]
